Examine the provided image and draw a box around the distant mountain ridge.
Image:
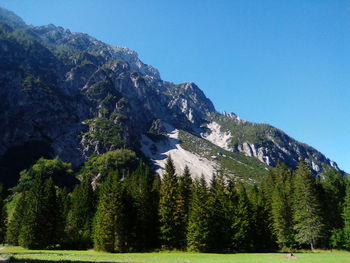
[0,7,340,187]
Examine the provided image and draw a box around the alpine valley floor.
[1,247,350,263]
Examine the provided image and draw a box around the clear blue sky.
[1,0,349,172]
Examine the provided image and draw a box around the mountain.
[0,7,340,187]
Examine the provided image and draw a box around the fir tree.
[44,177,62,246]
[187,176,210,252]
[123,161,159,251]
[93,171,126,252]
[150,173,161,249]
[293,161,324,250]
[179,166,192,216]
[231,183,254,252]
[18,174,45,248]
[177,165,192,249]
[207,174,230,252]
[6,192,27,245]
[57,188,70,218]
[159,156,181,250]
[270,163,295,249]
[66,177,95,249]
[250,185,276,251]
[19,176,60,249]
[226,178,239,251]
[317,167,346,246]
[56,187,70,247]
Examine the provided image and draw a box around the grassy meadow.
[1,247,350,263]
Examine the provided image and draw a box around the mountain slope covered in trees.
[3,155,350,251]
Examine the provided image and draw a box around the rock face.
[0,8,341,186]
[141,123,217,179]
[203,114,339,173]
[201,122,232,150]
[0,8,216,185]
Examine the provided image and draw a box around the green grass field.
[1,247,350,263]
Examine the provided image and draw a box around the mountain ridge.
[0,7,341,186]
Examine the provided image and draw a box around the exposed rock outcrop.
[203,116,339,173]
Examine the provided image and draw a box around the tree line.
[0,149,349,252]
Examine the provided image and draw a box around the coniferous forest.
[1,149,350,253]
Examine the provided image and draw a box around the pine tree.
[293,161,324,250]
[93,171,126,252]
[179,166,192,216]
[66,177,95,249]
[343,179,350,249]
[18,174,45,248]
[177,165,192,249]
[6,192,27,245]
[57,188,70,220]
[207,174,230,252]
[226,178,239,251]
[44,177,62,246]
[231,183,254,252]
[250,185,275,251]
[317,166,346,247]
[56,187,70,247]
[187,176,210,252]
[150,173,161,249]
[270,163,295,249]
[123,161,159,251]
[159,156,181,250]
[19,176,60,249]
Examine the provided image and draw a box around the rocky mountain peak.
[164,82,215,127]
[0,7,26,28]
[0,8,344,188]
[0,10,160,81]
[111,46,161,79]
[223,111,245,123]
